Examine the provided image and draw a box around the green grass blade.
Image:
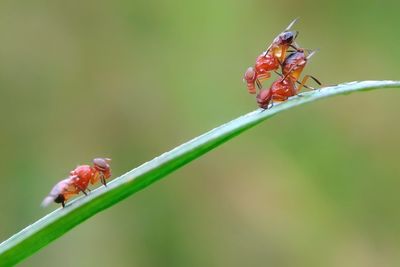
[0,80,399,266]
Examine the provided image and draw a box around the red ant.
[244,18,299,94]
[256,49,321,109]
[42,158,112,208]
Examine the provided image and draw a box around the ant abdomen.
[244,67,257,94]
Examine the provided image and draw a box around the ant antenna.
[293,30,299,40]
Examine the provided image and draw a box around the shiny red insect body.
[256,49,321,109]
[69,165,93,193]
[42,158,112,208]
[244,19,299,94]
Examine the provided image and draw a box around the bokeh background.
[1,0,400,266]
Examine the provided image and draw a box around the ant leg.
[297,75,310,93]
[278,58,283,68]
[273,71,314,90]
[256,79,263,90]
[297,75,322,93]
[289,44,299,51]
[80,188,88,196]
[100,175,107,187]
[62,201,65,208]
[260,101,273,112]
[257,71,271,83]
[309,75,322,86]
[75,184,88,196]
[269,99,274,109]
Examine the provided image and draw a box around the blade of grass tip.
[0,80,399,266]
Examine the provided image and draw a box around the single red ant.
[244,18,299,94]
[256,49,321,109]
[42,158,112,208]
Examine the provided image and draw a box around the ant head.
[93,158,111,172]
[279,31,297,45]
[256,89,272,109]
[244,67,256,83]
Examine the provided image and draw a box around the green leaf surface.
[0,80,399,266]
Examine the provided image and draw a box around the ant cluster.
[244,18,321,109]
[42,158,111,208]
[42,19,319,208]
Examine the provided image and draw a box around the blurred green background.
[1,0,400,266]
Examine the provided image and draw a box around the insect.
[256,49,321,109]
[244,18,299,94]
[42,158,112,208]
